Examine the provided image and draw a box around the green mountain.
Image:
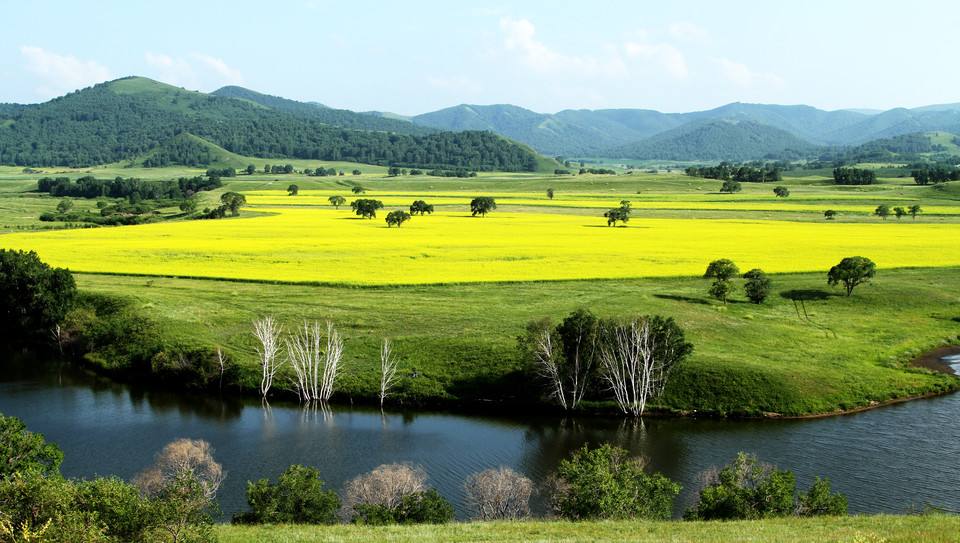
[133,133,251,168]
[825,131,960,163]
[609,120,819,161]
[0,77,540,171]
[211,85,431,135]
[824,108,960,145]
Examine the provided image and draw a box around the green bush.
[549,444,680,520]
[685,452,847,520]
[238,464,340,524]
[0,413,63,479]
[352,489,454,525]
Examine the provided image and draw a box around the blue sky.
[3,0,959,114]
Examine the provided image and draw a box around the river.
[1,355,958,519]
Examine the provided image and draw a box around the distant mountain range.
[2,76,960,166]
[407,102,960,158]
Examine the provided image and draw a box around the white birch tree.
[253,316,283,400]
[379,338,399,408]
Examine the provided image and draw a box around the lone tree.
[351,199,384,219]
[720,179,742,194]
[742,268,771,304]
[0,250,76,343]
[546,188,555,200]
[604,207,631,226]
[471,197,497,217]
[704,259,740,304]
[828,256,876,296]
[328,195,346,209]
[56,198,74,213]
[823,209,837,220]
[351,185,366,195]
[220,192,246,216]
[874,204,890,220]
[773,186,790,198]
[893,206,906,220]
[409,200,434,215]
[246,164,256,175]
[909,204,922,219]
[385,210,411,228]
[604,200,632,226]
[287,184,299,196]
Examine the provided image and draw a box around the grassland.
[215,515,960,543]
[2,164,960,415]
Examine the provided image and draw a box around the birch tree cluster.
[521,310,692,417]
[252,317,344,403]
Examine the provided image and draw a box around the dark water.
[1,358,958,519]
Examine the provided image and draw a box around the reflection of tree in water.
[126,385,244,422]
[519,416,688,515]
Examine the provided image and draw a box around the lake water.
[1,356,958,519]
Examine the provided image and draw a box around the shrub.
[464,467,534,520]
[549,444,680,520]
[685,452,795,520]
[795,477,848,516]
[352,489,453,525]
[240,464,340,524]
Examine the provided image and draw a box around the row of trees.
[703,259,771,304]
[37,175,222,201]
[685,162,783,182]
[874,204,922,220]
[911,165,960,185]
[832,167,876,185]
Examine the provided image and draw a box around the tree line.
[37,175,222,201]
[832,167,876,185]
[911,164,960,185]
[685,162,783,182]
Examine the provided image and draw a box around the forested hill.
[211,85,434,135]
[0,77,540,171]
[608,120,818,161]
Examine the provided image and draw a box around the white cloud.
[499,17,626,77]
[668,22,709,43]
[20,46,112,97]
[144,52,243,90]
[624,41,688,78]
[715,57,784,88]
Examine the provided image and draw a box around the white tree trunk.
[531,327,567,410]
[599,319,658,417]
[319,321,343,402]
[253,316,283,399]
[379,338,399,408]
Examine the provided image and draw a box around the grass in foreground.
[75,267,960,416]
[216,515,960,543]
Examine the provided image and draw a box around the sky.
[3,0,959,115]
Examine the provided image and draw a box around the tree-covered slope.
[609,120,819,161]
[0,77,539,171]
[211,85,432,135]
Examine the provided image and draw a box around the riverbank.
[57,267,960,418]
[216,515,960,543]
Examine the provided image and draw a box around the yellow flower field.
[244,190,960,215]
[3,207,960,285]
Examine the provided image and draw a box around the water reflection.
[1,355,958,519]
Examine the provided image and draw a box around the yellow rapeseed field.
[244,190,960,215]
[3,206,960,285]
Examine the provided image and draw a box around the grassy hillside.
[217,515,960,543]
[130,133,252,169]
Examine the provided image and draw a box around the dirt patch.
[911,345,960,375]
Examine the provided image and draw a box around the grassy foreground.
[74,266,960,416]
[216,515,960,543]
